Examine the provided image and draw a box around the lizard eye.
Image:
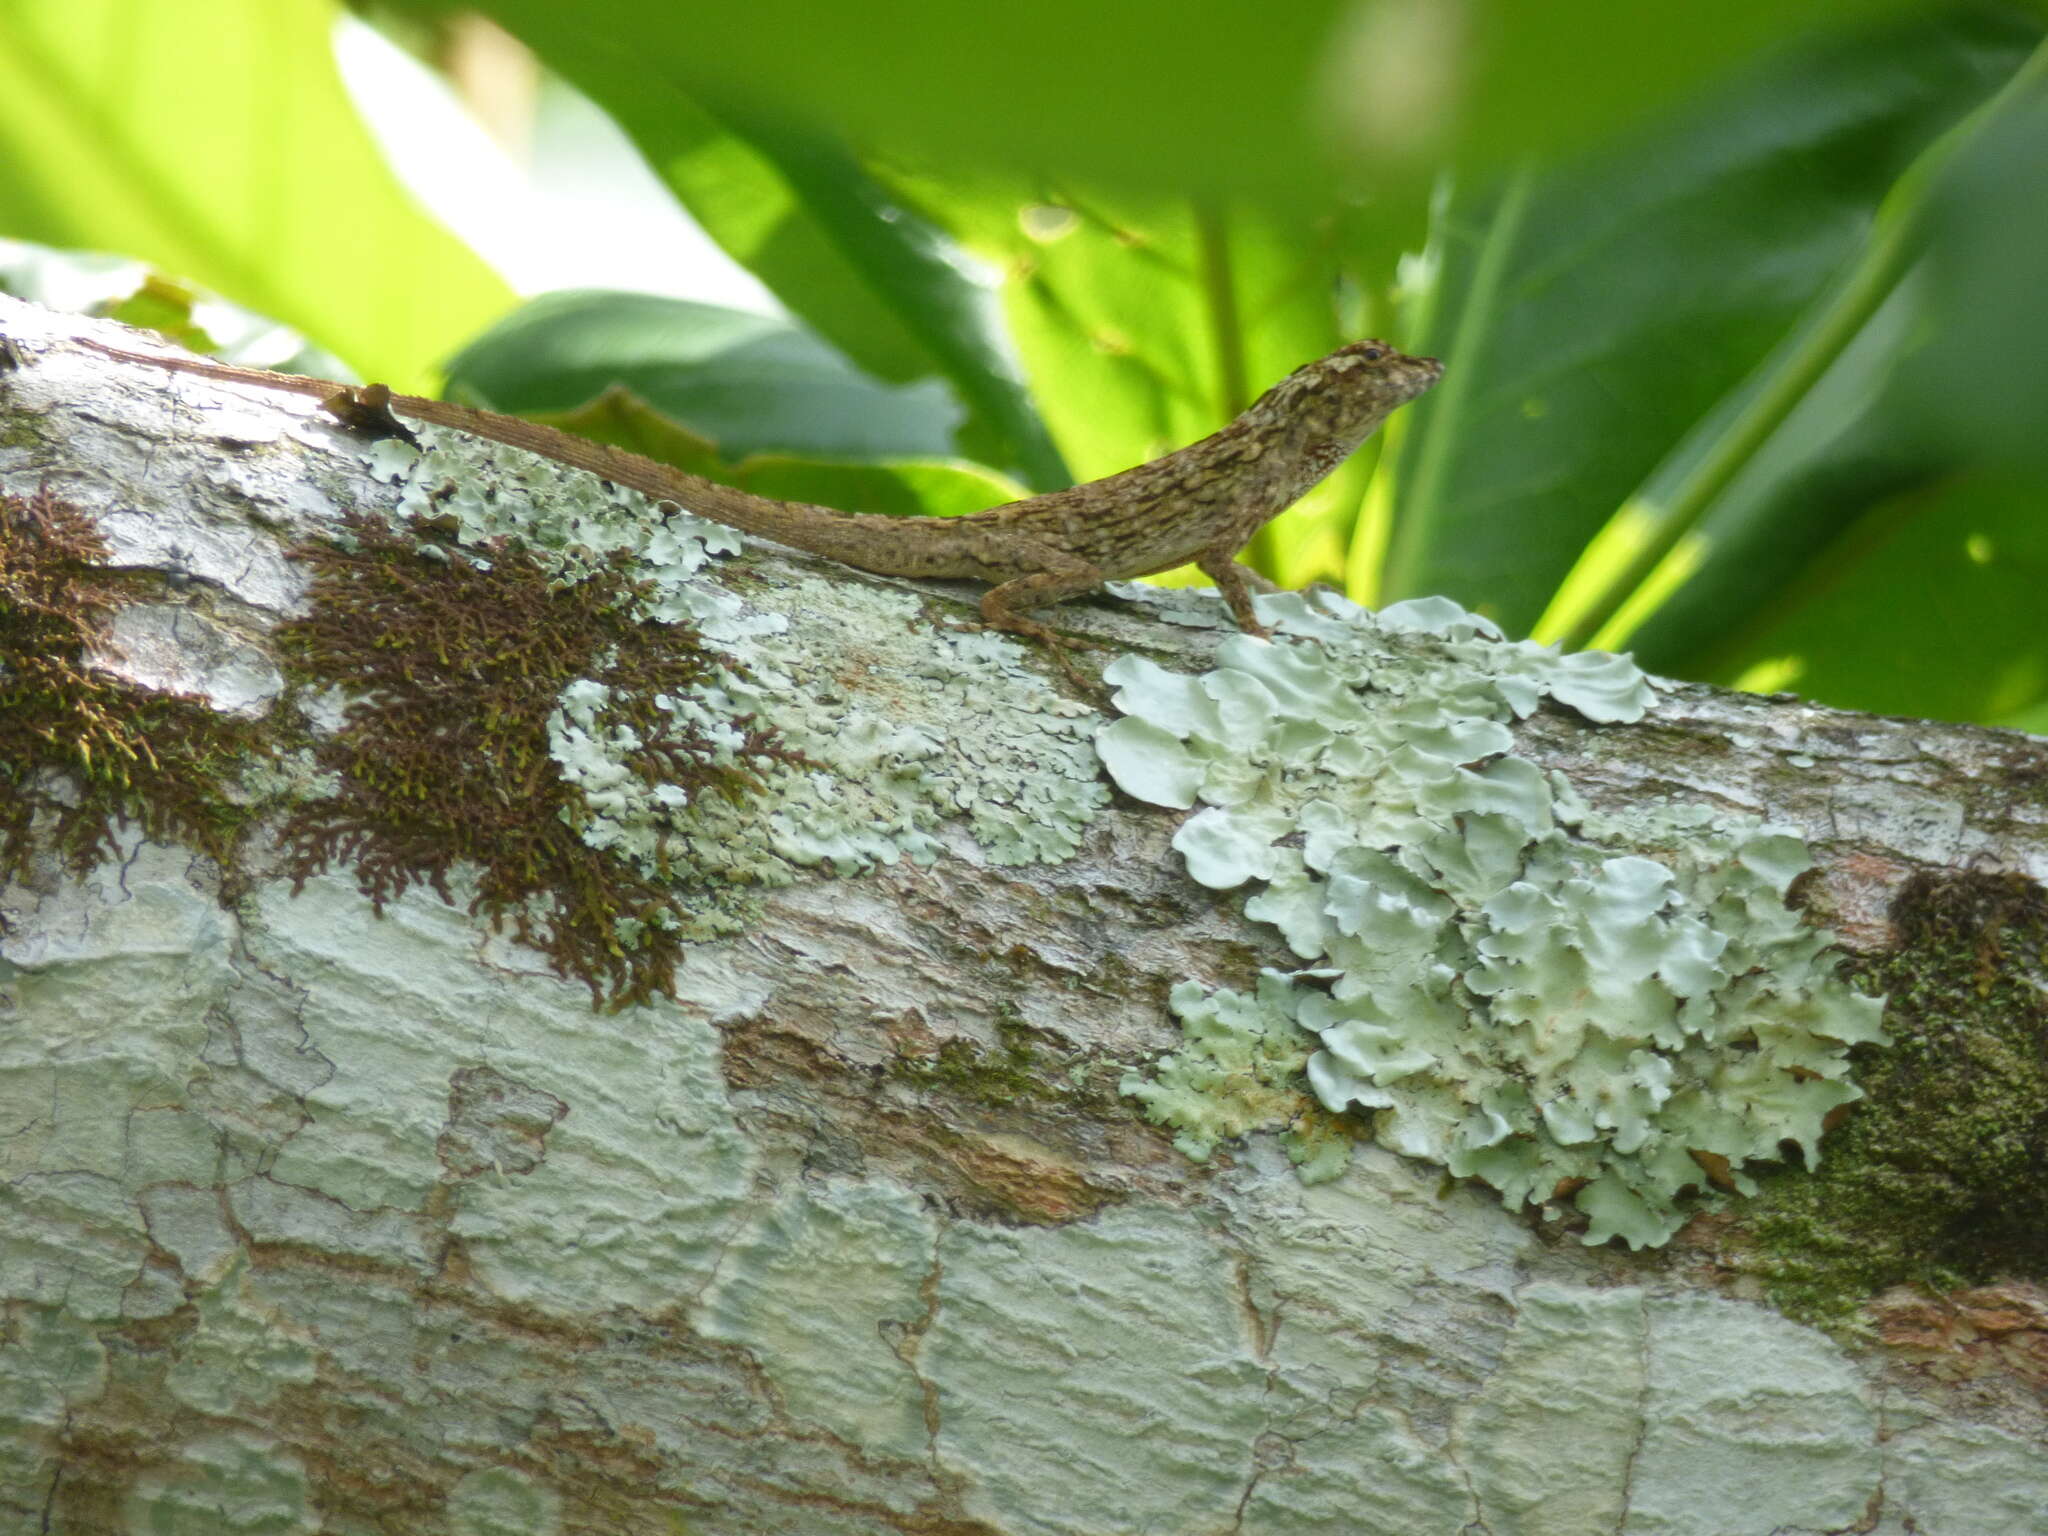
[1361,346,1385,362]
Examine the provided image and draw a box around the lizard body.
[66,332,1440,647]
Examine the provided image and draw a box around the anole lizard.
[63,331,1440,654]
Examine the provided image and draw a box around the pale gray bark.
[3,296,2043,1536]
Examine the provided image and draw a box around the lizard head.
[1247,339,1442,467]
[1314,338,1442,415]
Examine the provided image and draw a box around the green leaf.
[443,290,967,464]
[459,1,1066,489]
[1382,0,1925,173]
[1382,11,2040,635]
[1595,285,1946,675]
[0,0,512,391]
[525,389,726,481]
[97,273,221,354]
[1706,469,2048,726]
[1547,24,2048,656]
[1899,87,2048,476]
[506,322,1027,518]
[733,457,1023,520]
[447,0,1910,207]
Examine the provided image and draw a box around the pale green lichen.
[1107,593,1885,1250]
[352,424,1107,901]
[1119,972,1352,1183]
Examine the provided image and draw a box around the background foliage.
[1,0,2043,728]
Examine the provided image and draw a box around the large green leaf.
[1381,11,2039,634]
[528,386,1024,520]
[441,0,1910,206]
[0,0,511,390]
[443,291,967,463]
[1594,286,1947,674]
[443,0,1932,504]
[1899,87,2048,476]
[456,0,1065,489]
[1589,37,2048,725]
[1705,468,2048,725]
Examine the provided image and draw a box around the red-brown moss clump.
[276,511,799,1009]
[0,486,263,909]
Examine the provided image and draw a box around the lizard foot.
[941,615,1109,652]
[941,616,1106,697]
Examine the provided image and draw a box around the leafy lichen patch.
[1107,596,1884,1249]
[378,422,1109,855]
[267,421,1111,1005]
[1119,972,1354,1184]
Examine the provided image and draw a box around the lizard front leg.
[967,540,1115,689]
[1196,548,1276,638]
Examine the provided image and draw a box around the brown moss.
[1739,869,2048,1322]
[275,511,798,1009]
[0,485,263,905]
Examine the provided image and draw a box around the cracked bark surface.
[4,297,2046,1535]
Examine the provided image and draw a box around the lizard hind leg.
[974,553,1112,690]
[977,555,1109,645]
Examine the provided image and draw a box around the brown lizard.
[64,331,1440,651]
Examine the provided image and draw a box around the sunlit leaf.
[911,184,1413,587]
[0,0,511,390]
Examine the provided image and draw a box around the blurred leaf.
[1547,21,2048,654]
[443,290,967,463]
[734,457,1023,519]
[534,381,1024,518]
[1586,31,2048,724]
[0,0,511,390]
[1710,469,2048,725]
[445,0,1911,209]
[463,0,1350,205]
[1899,86,2048,474]
[97,274,221,353]
[1368,0,1919,172]
[1594,284,1948,672]
[2001,699,2048,736]
[0,235,359,377]
[528,387,726,479]
[449,0,1065,489]
[1382,11,2038,633]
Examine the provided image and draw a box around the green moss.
[890,1011,1054,1107]
[0,486,266,905]
[1742,870,2048,1323]
[275,510,800,1010]
[0,413,46,452]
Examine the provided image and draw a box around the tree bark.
[3,295,2044,1535]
